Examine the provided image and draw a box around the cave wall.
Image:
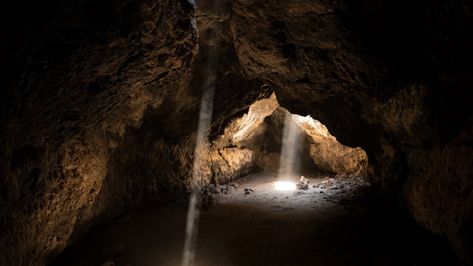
[0,0,271,264]
[208,93,368,178]
[294,113,368,176]
[0,0,472,265]
[0,0,199,264]
[228,0,473,264]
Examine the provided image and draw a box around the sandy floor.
[53,173,458,266]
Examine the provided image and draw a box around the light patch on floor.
[273,181,297,191]
[53,174,456,266]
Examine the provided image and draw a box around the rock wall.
[0,0,472,265]
[295,114,368,175]
[0,0,199,264]
[228,0,473,264]
[210,93,368,176]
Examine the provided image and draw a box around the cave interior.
[1,0,473,265]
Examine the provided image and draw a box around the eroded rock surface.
[295,114,368,175]
[227,0,473,264]
[0,0,199,264]
[1,0,472,265]
[209,94,368,177]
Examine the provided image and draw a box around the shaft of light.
[181,84,215,266]
[182,2,224,264]
[277,113,301,179]
[182,192,199,266]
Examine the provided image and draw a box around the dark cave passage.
[1,0,473,265]
[51,97,457,266]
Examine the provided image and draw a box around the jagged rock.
[208,184,220,194]
[0,0,472,264]
[297,176,310,190]
[219,185,229,194]
[244,188,254,195]
[200,189,215,210]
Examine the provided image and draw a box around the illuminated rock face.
[210,148,254,184]
[1,0,473,265]
[295,115,368,175]
[209,94,367,177]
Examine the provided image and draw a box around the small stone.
[201,193,215,210]
[297,176,310,190]
[244,188,254,195]
[209,186,220,194]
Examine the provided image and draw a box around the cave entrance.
[207,93,369,190]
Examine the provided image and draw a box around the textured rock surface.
[295,114,368,175]
[0,0,199,264]
[211,94,368,176]
[1,0,472,265]
[210,148,254,184]
[228,0,473,264]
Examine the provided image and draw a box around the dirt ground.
[52,173,458,266]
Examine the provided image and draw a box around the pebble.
[244,188,254,195]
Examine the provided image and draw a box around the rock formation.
[0,0,472,265]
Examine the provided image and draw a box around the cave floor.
[53,173,458,266]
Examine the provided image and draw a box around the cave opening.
[182,92,371,265]
[201,92,369,193]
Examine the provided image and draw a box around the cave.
[1,0,473,265]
